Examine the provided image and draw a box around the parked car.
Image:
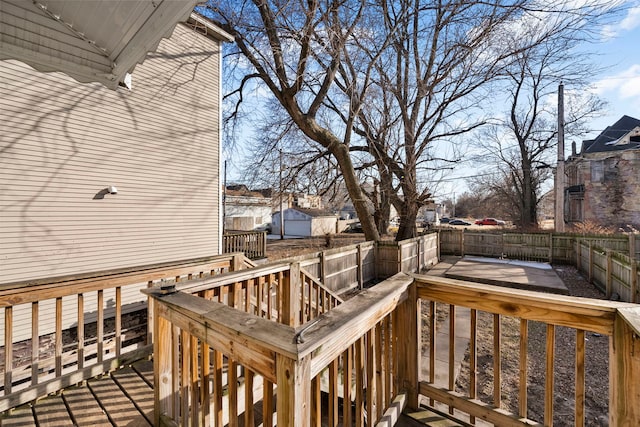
[345,222,363,233]
[474,217,506,226]
[440,217,450,223]
[449,219,471,226]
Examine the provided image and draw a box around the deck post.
[153,298,173,426]
[610,308,640,425]
[276,354,311,427]
[397,281,419,410]
[282,262,302,327]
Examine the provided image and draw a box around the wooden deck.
[1,359,154,427]
[0,358,432,427]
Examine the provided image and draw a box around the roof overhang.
[0,0,204,89]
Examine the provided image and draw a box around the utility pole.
[555,83,566,232]
[279,148,284,240]
[223,160,227,235]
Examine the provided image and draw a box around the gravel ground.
[454,265,610,426]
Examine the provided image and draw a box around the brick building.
[564,115,640,229]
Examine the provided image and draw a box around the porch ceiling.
[0,0,200,89]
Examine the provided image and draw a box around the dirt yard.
[454,265,610,426]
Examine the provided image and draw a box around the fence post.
[548,233,553,264]
[575,239,581,272]
[588,243,594,283]
[357,244,364,290]
[319,251,327,285]
[630,235,638,303]
[460,229,465,257]
[606,249,613,299]
[276,354,312,426]
[609,307,640,425]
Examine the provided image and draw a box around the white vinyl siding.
[0,23,222,285]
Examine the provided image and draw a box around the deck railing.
[147,270,640,426]
[0,254,249,412]
[223,230,268,260]
[145,272,415,426]
[414,274,640,426]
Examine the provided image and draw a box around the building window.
[591,160,603,183]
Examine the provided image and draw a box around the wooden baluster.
[329,359,339,426]
[31,302,39,385]
[311,376,321,427]
[77,295,84,371]
[343,347,353,426]
[97,290,104,363]
[429,301,436,406]
[355,336,365,427]
[55,297,62,376]
[575,329,585,427]
[229,359,238,426]
[4,306,13,394]
[181,330,190,427]
[544,324,555,426]
[376,322,383,414]
[115,287,122,357]
[200,341,211,427]
[493,314,501,409]
[244,370,254,427]
[519,319,528,419]
[263,379,274,427]
[213,350,223,426]
[470,309,477,425]
[190,335,199,423]
[366,328,377,422]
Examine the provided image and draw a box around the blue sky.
[589,2,640,136]
[224,2,640,202]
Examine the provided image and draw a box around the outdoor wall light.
[107,185,118,195]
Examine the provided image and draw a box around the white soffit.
[0,0,200,89]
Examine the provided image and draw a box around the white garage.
[272,208,338,237]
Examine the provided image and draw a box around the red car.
[474,217,505,226]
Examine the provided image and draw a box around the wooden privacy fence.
[576,237,640,303]
[0,254,250,413]
[145,272,416,426]
[438,229,631,263]
[414,274,640,426]
[223,230,268,260]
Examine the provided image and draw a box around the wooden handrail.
[414,274,640,426]
[0,254,245,413]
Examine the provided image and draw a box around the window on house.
[590,160,603,183]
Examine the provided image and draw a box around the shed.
[271,208,338,237]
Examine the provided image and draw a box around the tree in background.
[473,4,607,228]
[208,0,617,240]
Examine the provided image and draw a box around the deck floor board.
[111,366,154,422]
[33,394,75,426]
[0,404,36,426]
[63,386,112,426]
[88,375,151,427]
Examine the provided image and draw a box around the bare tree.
[475,5,607,228]
[206,0,617,240]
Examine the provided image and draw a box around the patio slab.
[443,256,568,295]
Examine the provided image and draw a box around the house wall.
[569,150,640,228]
[224,195,272,231]
[311,217,338,236]
[0,23,224,285]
